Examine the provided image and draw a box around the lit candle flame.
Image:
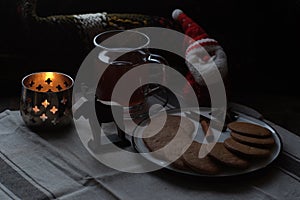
[45,72,55,81]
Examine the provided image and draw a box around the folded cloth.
[0,110,121,200]
[1,108,300,200]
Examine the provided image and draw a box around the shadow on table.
[32,122,75,140]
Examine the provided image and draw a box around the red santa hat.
[172,9,221,63]
[172,9,215,45]
[172,9,228,105]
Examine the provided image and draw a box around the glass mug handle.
[143,53,169,108]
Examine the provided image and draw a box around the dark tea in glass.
[93,30,168,118]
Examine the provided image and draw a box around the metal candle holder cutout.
[20,72,74,129]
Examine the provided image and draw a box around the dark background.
[0,0,299,133]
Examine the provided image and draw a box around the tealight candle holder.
[20,72,74,130]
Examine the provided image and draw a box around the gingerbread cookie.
[227,122,272,138]
[182,141,220,174]
[162,126,194,167]
[231,132,275,148]
[170,156,190,170]
[143,123,177,152]
[208,143,250,169]
[224,138,271,158]
[145,114,195,135]
[143,114,194,161]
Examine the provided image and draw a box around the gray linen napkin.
[0,108,300,200]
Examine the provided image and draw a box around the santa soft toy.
[172,9,229,106]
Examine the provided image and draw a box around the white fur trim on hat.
[186,38,219,55]
[185,45,228,85]
[172,9,183,20]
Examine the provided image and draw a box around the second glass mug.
[93,29,168,119]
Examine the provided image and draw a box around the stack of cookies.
[224,121,275,158]
[142,115,275,175]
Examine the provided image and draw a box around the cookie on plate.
[224,138,271,158]
[182,141,220,175]
[143,123,176,153]
[231,132,275,148]
[227,122,272,138]
[143,114,194,160]
[170,156,191,170]
[208,142,250,169]
[144,114,195,135]
[162,125,194,170]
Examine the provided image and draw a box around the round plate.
[131,107,282,177]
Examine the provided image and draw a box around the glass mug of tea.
[93,30,169,119]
